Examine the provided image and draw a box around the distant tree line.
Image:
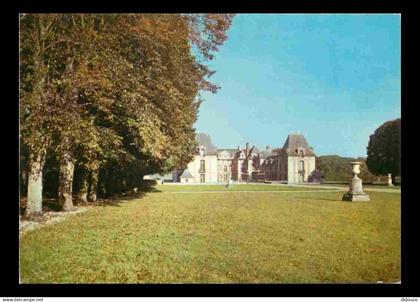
[20,14,234,219]
[315,155,378,182]
[316,116,400,184]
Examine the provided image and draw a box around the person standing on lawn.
[226,173,230,188]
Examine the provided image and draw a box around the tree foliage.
[19,14,234,212]
[366,118,401,179]
[316,155,377,181]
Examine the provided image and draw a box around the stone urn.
[342,161,370,202]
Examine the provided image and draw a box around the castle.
[174,134,316,184]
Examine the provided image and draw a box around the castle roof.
[196,134,217,154]
[259,150,273,159]
[205,150,218,156]
[282,134,315,156]
[217,148,238,152]
[197,145,217,156]
[180,169,193,179]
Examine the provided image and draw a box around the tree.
[20,14,122,214]
[316,155,376,181]
[92,14,234,195]
[20,14,61,218]
[366,118,401,184]
[38,15,116,211]
[20,14,234,216]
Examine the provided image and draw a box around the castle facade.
[176,134,316,184]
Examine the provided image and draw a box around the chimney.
[246,142,249,155]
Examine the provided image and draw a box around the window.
[200,160,205,173]
[200,174,205,183]
[224,165,227,172]
[199,147,205,156]
[299,160,304,171]
[298,148,305,157]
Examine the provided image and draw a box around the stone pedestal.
[387,173,394,186]
[342,162,370,202]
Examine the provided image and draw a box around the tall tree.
[366,118,401,184]
[20,14,234,214]
[20,14,60,218]
[94,14,234,194]
[44,15,111,211]
[20,14,119,214]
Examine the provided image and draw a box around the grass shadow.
[20,185,161,216]
[78,185,163,207]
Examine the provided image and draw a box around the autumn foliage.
[19,14,234,218]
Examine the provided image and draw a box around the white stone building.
[174,133,316,184]
[175,143,258,184]
[261,134,316,183]
[181,146,218,183]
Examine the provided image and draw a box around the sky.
[194,14,401,158]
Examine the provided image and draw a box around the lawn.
[154,184,333,192]
[319,183,401,190]
[20,187,400,283]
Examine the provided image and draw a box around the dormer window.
[199,146,205,156]
[297,148,305,157]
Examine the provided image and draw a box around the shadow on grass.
[89,186,162,207]
[20,186,162,215]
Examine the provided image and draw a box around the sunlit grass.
[155,184,333,192]
[319,183,401,190]
[20,189,400,283]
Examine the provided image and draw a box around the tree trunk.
[392,174,396,185]
[58,137,75,212]
[88,168,99,202]
[20,168,28,196]
[24,151,45,219]
[78,169,89,204]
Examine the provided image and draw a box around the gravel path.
[19,206,89,236]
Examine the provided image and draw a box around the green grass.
[357,185,401,190]
[319,184,401,190]
[20,188,400,283]
[155,184,333,192]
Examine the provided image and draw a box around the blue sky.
[195,14,401,158]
